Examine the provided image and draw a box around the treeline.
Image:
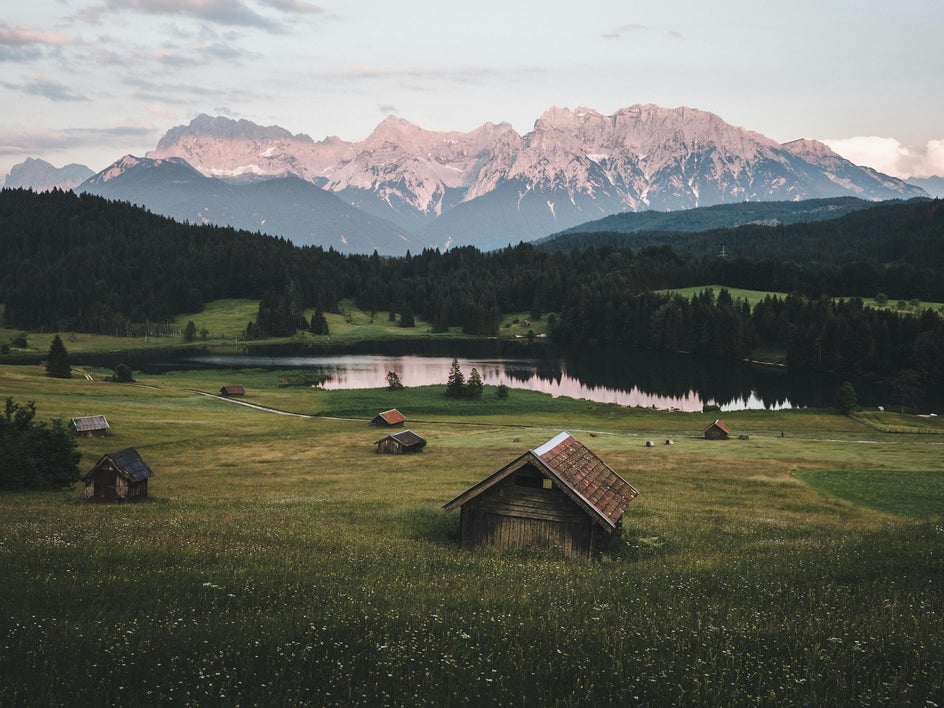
[1,188,943,389]
[541,198,944,301]
[554,287,944,393]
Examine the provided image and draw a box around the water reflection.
[183,349,865,412]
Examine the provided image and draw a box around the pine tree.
[445,358,465,398]
[466,367,483,399]
[45,335,71,379]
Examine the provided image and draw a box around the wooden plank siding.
[457,464,602,556]
[443,432,637,558]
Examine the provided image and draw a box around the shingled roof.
[86,447,155,484]
[70,415,110,433]
[372,408,406,426]
[443,432,638,530]
[375,430,426,449]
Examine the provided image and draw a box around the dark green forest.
[1,188,943,391]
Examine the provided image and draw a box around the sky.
[2,0,943,181]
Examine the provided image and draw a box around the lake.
[177,344,901,412]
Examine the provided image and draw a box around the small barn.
[219,385,245,397]
[375,429,427,454]
[442,432,638,558]
[371,408,406,427]
[70,415,110,437]
[84,447,154,502]
[704,419,731,440]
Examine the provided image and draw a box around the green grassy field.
[1,298,552,360]
[1,364,942,705]
[667,284,944,313]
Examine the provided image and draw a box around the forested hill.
[542,196,880,241]
[1,188,943,394]
[541,198,944,267]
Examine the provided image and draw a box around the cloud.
[823,136,944,179]
[0,125,157,156]
[257,0,324,14]
[0,26,77,47]
[19,78,90,102]
[101,0,284,32]
[0,25,78,60]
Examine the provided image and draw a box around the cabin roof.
[220,385,245,395]
[443,431,638,529]
[704,419,731,434]
[374,408,406,425]
[86,447,154,483]
[71,415,110,432]
[375,430,426,448]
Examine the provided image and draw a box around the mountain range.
[7,105,933,254]
[4,157,94,192]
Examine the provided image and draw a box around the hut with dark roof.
[442,432,638,557]
[371,408,406,427]
[83,447,154,502]
[70,415,110,437]
[703,419,731,440]
[375,430,427,454]
[219,385,245,397]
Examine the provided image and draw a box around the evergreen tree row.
[2,188,943,389]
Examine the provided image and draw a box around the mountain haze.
[76,105,929,253]
[78,155,412,255]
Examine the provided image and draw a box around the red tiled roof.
[375,409,406,425]
[705,419,730,434]
[443,432,638,529]
[533,432,638,528]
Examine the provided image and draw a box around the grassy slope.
[667,284,944,312]
[0,364,941,705]
[1,298,552,358]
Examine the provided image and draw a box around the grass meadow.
[1,362,942,706]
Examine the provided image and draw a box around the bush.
[0,397,81,491]
[111,363,135,383]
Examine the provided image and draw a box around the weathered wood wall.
[458,464,610,557]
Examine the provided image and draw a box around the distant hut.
[375,430,427,454]
[704,419,731,440]
[70,415,110,437]
[84,447,154,502]
[371,408,406,427]
[219,385,245,397]
[443,431,638,558]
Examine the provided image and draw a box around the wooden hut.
[704,419,731,440]
[70,415,110,437]
[442,431,638,558]
[219,385,245,397]
[371,408,406,427]
[84,447,154,502]
[375,429,427,454]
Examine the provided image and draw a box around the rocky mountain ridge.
[142,105,927,248]
[9,104,927,254]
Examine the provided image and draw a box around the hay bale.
[645,440,654,447]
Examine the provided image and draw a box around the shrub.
[0,397,81,491]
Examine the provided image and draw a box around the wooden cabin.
[219,385,245,397]
[375,429,427,454]
[704,419,731,440]
[84,447,154,502]
[442,432,638,558]
[371,408,406,427]
[70,415,110,437]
